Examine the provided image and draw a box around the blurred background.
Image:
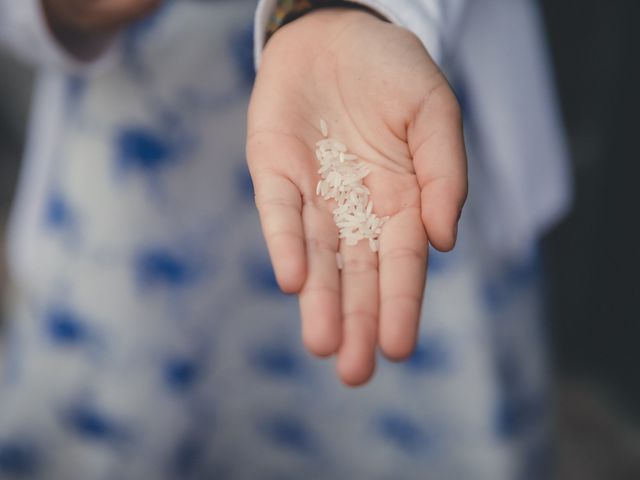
[0,1,639,479]
[539,1,640,477]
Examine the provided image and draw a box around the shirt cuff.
[254,0,443,69]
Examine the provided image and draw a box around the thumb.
[408,84,468,252]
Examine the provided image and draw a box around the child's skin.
[44,2,468,387]
[42,0,160,60]
[249,9,467,386]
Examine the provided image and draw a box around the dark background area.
[0,46,31,295]
[541,0,640,417]
[542,1,640,477]
[0,1,639,478]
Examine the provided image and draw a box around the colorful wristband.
[265,0,386,42]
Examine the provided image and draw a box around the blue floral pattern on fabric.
[260,415,316,455]
[44,307,89,345]
[0,1,550,479]
[0,440,41,477]
[375,412,431,454]
[62,402,130,443]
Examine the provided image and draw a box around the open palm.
[247,9,467,386]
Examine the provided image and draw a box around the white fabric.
[0,3,553,478]
[5,73,65,289]
[456,0,572,257]
[0,0,67,286]
[0,0,123,287]
[254,0,468,67]
[0,0,572,285]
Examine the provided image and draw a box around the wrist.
[263,7,378,64]
[265,0,387,44]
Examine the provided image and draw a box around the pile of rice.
[315,119,388,255]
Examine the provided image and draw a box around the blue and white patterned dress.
[0,1,563,479]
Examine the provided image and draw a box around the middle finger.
[336,238,379,386]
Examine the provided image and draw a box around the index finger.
[248,135,307,294]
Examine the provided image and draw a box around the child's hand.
[247,9,467,386]
[42,0,160,59]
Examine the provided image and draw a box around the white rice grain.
[320,119,329,137]
[314,120,387,253]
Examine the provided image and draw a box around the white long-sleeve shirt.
[0,0,571,288]
[0,0,121,288]
[0,0,78,286]
[254,0,468,66]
